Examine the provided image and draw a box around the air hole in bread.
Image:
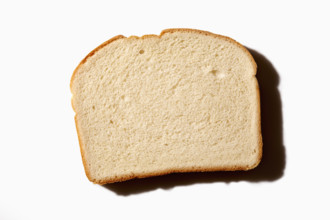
[210,69,218,76]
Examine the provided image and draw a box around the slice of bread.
[70,28,262,184]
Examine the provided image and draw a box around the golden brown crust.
[96,165,257,185]
[70,28,262,184]
[253,78,263,169]
[74,115,93,182]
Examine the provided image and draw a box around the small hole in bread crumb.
[210,70,217,76]
[139,49,145,54]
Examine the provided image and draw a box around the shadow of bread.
[103,48,286,196]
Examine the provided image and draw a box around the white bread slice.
[70,29,262,184]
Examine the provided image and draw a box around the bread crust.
[70,28,262,184]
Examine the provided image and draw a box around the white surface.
[0,0,329,219]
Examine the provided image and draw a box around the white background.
[1,0,329,219]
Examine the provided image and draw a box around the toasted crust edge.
[70,28,262,184]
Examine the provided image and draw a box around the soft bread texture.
[70,29,262,184]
